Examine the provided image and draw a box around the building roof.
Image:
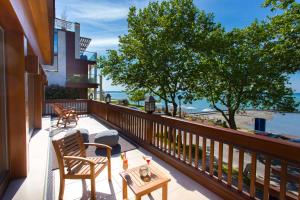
[80,37,91,53]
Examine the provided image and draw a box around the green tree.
[127,89,146,106]
[263,0,300,73]
[102,0,220,116]
[189,21,299,129]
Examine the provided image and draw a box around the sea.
[105,91,300,137]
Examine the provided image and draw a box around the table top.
[120,165,170,195]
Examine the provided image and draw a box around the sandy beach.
[188,110,274,132]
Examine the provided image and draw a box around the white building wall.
[42,30,67,86]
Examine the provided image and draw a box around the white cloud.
[56,0,129,22]
[89,38,119,48]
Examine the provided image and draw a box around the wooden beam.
[9,0,53,64]
[25,55,39,74]
[0,0,22,32]
[5,31,27,178]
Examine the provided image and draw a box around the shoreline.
[187,110,300,139]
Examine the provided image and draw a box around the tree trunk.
[164,100,171,115]
[172,101,178,117]
[228,111,237,130]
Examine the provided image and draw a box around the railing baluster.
[134,115,137,137]
[202,137,206,171]
[227,144,233,186]
[152,122,155,144]
[130,114,132,134]
[140,118,143,140]
[172,128,176,156]
[263,157,271,200]
[183,131,187,162]
[218,142,223,180]
[250,153,257,198]
[160,123,163,149]
[139,118,142,139]
[189,132,192,165]
[238,149,244,192]
[156,123,159,147]
[164,125,167,152]
[209,139,214,176]
[280,161,287,200]
[177,130,181,160]
[128,114,130,134]
[195,135,199,169]
[125,113,128,132]
[168,127,171,154]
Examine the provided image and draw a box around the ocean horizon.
[103,91,300,137]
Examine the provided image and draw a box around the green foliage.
[265,2,300,73]
[45,84,81,99]
[188,20,299,129]
[102,0,221,116]
[263,0,296,10]
[101,0,299,130]
[127,89,146,106]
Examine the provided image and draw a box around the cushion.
[66,128,89,143]
[94,130,119,147]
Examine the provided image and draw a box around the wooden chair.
[51,104,78,127]
[54,103,79,120]
[52,131,112,200]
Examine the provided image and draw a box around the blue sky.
[56,0,300,92]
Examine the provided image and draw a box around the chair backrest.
[55,103,65,110]
[52,131,86,174]
[51,104,64,117]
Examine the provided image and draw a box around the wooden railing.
[43,99,89,115]
[89,100,300,200]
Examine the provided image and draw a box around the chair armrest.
[84,143,112,151]
[63,156,96,165]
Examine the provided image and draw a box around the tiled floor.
[51,115,222,200]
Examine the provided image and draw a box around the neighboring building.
[43,18,99,99]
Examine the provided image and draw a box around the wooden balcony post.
[87,99,92,114]
[105,104,108,121]
[5,31,28,178]
[33,74,42,129]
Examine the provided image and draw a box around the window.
[0,26,8,182]
[54,30,58,55]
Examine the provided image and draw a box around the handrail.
[89,100,300,200]
[43,99,89,115]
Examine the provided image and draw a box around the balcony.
[55,18,75,32]
[3,99,300,200]
[80,51,97,62]
[66,74,98,88]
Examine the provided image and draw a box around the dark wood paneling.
[66,31,89,75]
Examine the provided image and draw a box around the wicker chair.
[52,131,112,200]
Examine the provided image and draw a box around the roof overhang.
[1,0,54,65]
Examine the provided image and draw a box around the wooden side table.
[120,165,171,200]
